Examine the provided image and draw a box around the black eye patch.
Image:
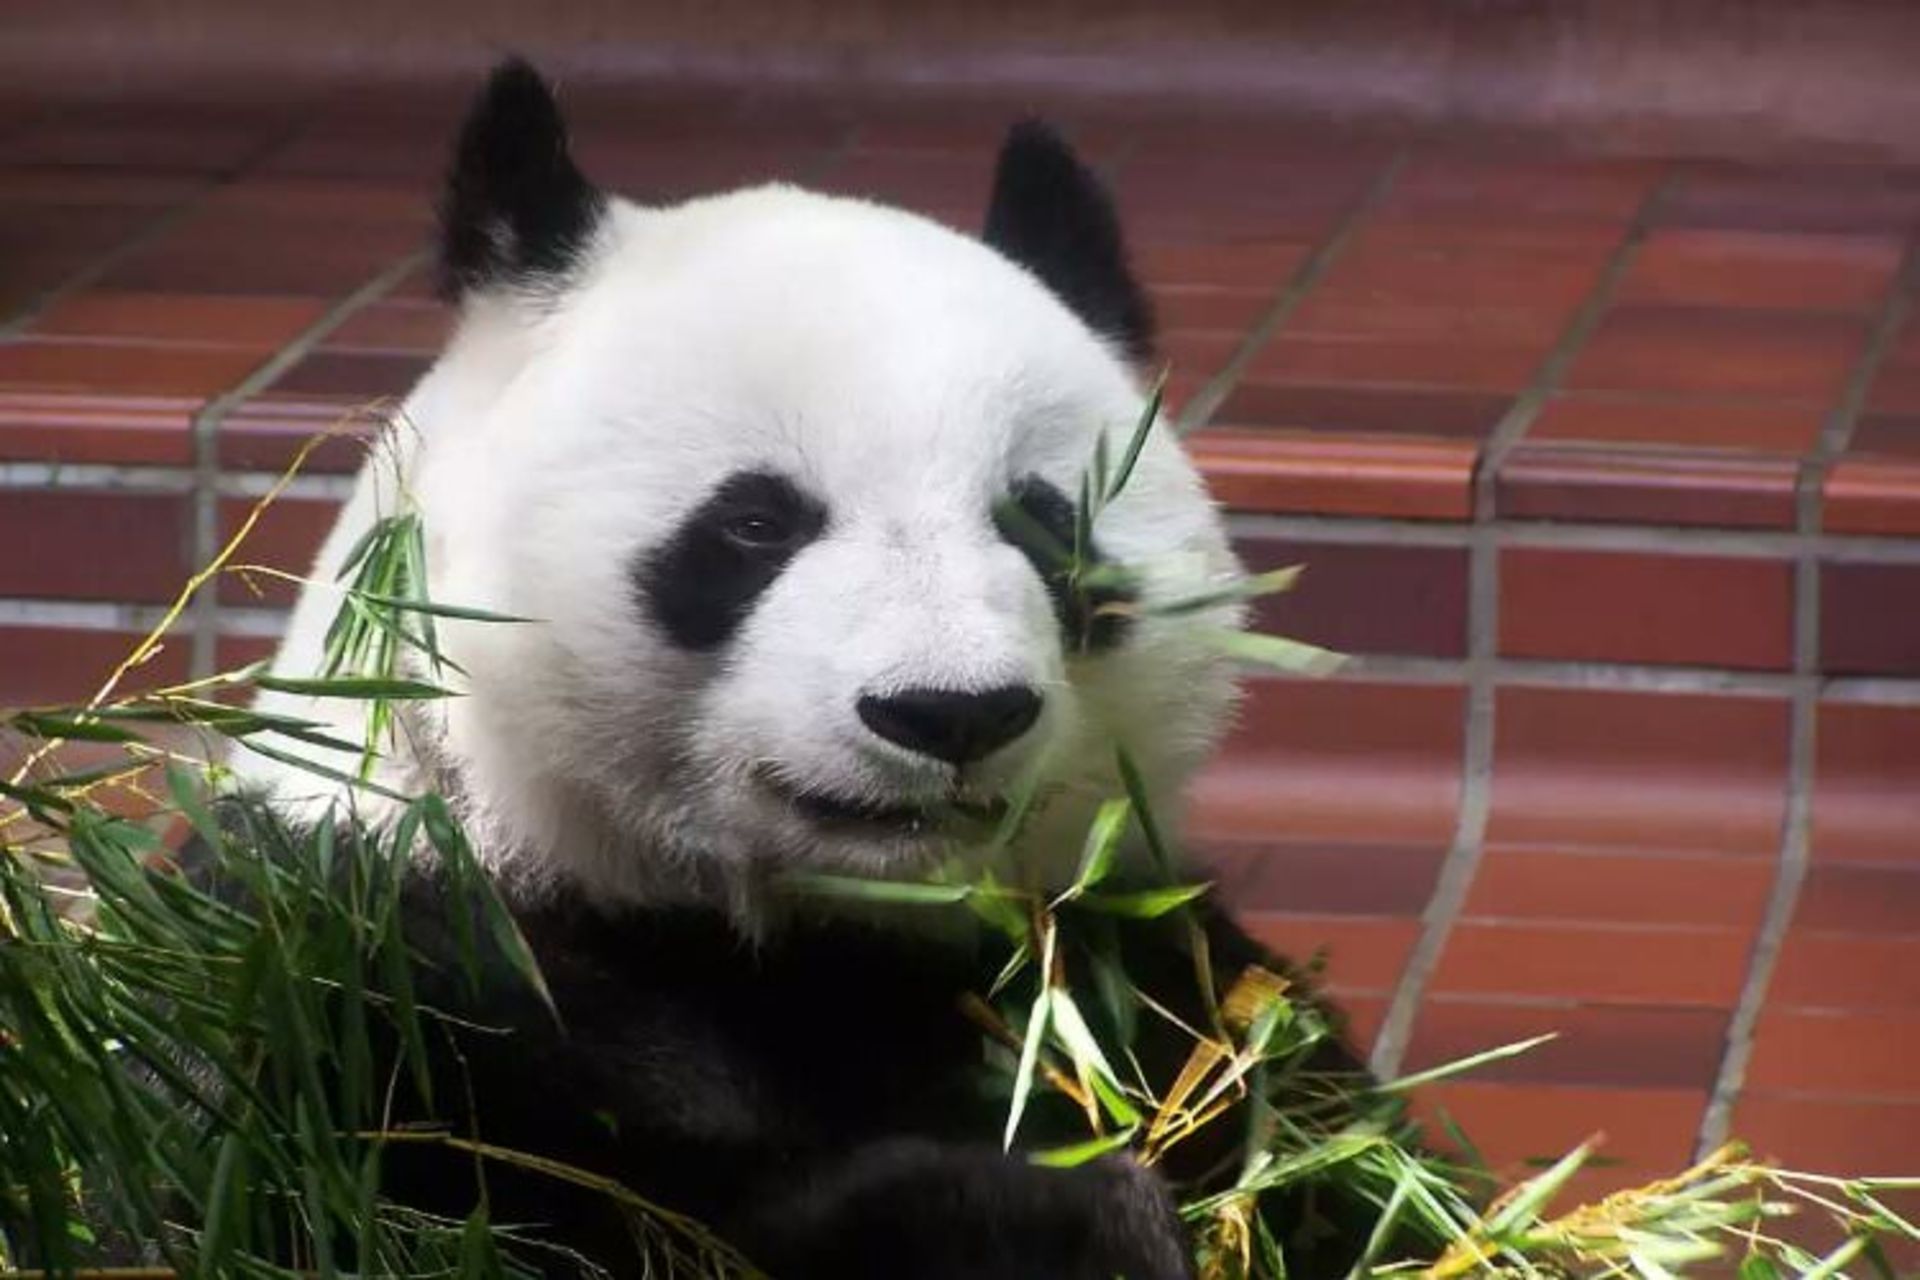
[992,474,1135,654]
[638,470,828,651]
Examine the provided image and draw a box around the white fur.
[238,184,1245,923]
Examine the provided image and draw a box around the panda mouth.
[767,779,1006,835]
[790,790,938,831]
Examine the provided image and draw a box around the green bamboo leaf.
[1029,1126,1139,1169]
[1080,883,1211,918]
[1003,924,1058,1152]
[1484,1141,1592,1238]
[1058,796,1131,903]
[251,674,458,700]
[1204,627,1348,677]
[1142,565,1306,618]
[1375,1034,1558,1094]
[779,874,973,905]
[1105,371,1165,504]
[9,712,144,743]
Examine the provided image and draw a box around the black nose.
[856,685,1043,765]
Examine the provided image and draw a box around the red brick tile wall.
[3,78,1918,1218]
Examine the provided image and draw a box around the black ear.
[438,59,606,300]
[983,121,1154,363]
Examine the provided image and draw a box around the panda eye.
[720,511,799,551]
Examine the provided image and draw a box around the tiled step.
[2,82,1917,1215]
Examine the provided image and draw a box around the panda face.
[257,64,1245,916]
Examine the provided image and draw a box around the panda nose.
[856,686,1043,766]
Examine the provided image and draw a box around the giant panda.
[227,59,1380,1280]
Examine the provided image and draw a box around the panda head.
[388,61,1244,915]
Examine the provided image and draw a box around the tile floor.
[2,76,1918,1225]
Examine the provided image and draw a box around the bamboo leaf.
[1080,883,1211,918]
[1204,627,1348,677]
[1029,1126,1139,1169]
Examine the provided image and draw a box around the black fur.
[983,121,1155,364]
[638,469,830,651]
[363,862,1373,1279]
[995,474,1136,653]
[438,59,607,299]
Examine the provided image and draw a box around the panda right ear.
[437,58,606,301]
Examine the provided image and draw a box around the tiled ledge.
[2,84,1918,1228]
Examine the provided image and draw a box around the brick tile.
[1192,677,1465,849]
[0,392,199,466]
[1214,383,1512,439]
[1733,1095,1920,1171]
[1746,1009,1920,1098]
[1376,156,1657,240]
[1868,317,1920,414]
[0,489,189,604]
[216,496,341,607]
[0,104,289,175]
[1823,456,1920,535]
[1418,1082,1702,1190]
[1204,841,1446,918]
[1794,864,1920,935]
[1238,913,1420,995]
[1770,933,1920,1012]
[0,626,188,705]
[1811,702,1920,867]
[1565,305,1867,402]
[1464,847,1774,929]
[1498,443,1799,529]
[1529,395,1822,453]
[1289,248,1601,345]
[30,291,328,350]
[1617,229,1902,312]
[1234,535,1469,658]
[1659,167,1920,236]
[1118,155,1380,239]
[1246,334,1546,393]
[1488,687,1791,855]
[100,233,414,297]
[1499,547,1794,670]
[1188,428,1477,521]
[0,339,264,398]
[1850,412,1920,456]
[1132,240,1309,290]
[265,350,430,400]
[215,633,282,675]
[1404,1000,1729,1090]
[195,177,434,228]
[1431,922,1750,1006]
[0,169,204,207]
[1150,286,1272,335]
[321,300,453,355]
[1821,561,1920,677]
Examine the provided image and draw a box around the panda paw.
[739,1138,1195,1280]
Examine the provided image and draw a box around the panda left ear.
[983,121,1154,364]
[437,58,606,301]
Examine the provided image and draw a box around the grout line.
[1368,169,1676,1078]
[1469,172,1678,521]
[1696,239,1920,1154]
[183,248,431,678]
[0,597,291,638]
[1176,149,1411,433]
[1224,509,1920,563]
[0,107,318,341]
[0,186,217,340]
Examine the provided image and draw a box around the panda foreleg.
[729,1137,1195,1280]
